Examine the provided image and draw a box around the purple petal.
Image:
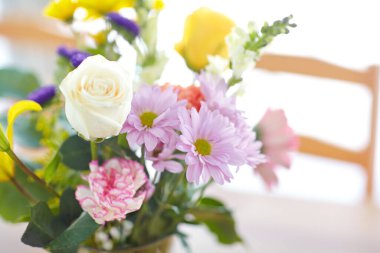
[27,85,57,105]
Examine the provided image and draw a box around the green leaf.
[0,67,40,98]
[21,202,66,247]
[44,153,62,183]
[189,197,242,244]
[0,168,52,223]
[59,135,91,171]
[0,181,30,222]
[48,213,100,252]
[59,188,82,227]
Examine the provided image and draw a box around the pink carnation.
[255,109,298,188]
[177,105,245,184]
[123,85,185,151]
[75,158,151,224]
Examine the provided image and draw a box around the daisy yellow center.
[140,112,157,128]
[194,139,212,156]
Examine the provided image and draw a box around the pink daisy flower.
[75,158,151,224]
[146,141,185,173]
[177,105,245,184]
[255,109,298,188]
[198,72,265,169]
[123,85,186,151]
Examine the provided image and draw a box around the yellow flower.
[43,0,78,21]
[153,0,165,11]
[175,7,235,71]
[78,0,135,13]
[0,101,42,182]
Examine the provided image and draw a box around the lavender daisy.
[177,105,246,184]
[198,72,265,169]
[123,85,185,152]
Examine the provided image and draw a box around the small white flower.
[109,227,121,241]
[226,26,258,79]
[205,55,229,75]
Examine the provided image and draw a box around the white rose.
[60,55,133,140]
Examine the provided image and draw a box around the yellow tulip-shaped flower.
[175,7,235,71]
[43,0,78,21]
[0,101,42,182]
[78,0,135,13]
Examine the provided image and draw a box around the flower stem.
[7,149,60,198]
[9,176,37,204]
[90,141,98,161]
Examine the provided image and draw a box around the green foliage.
[21,202,66,247]
[21,188,98,252]
[59,135,92,171]
[58,188,82,227]
[188,197,242,245]
[0,67,40,98]
[0,181,30,222]
[48,213,99,252]
[54,57,73,84]
[44,152,62,183]
[245,15,296,53]
[0,168,52,223]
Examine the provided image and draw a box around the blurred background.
[1,0,380,252]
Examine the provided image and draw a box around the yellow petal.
[176,7,235,71]
[153,0,165,11]
[7,100,42,147]
[44,0,78,21]
[0,152,13,182]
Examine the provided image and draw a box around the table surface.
[1,187,380,253]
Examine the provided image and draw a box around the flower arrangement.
[0,1,297,252]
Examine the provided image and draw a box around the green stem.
[9,175,37,203]
[129,203,148,244]
[7,149,60,198]
[166,172,184,202]
[90,142,98,161]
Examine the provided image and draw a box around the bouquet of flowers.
[0,1,297,252]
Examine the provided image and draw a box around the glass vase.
[78,236,173,253]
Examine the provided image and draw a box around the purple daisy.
[123,85,186,152]
[177,105,246,185]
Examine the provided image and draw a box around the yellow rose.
[175,7,235,71]
[43,0,78,21]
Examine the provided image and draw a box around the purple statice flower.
[27,85,57,105]
[57,46,72,58]
[146,140,185,173]
[56,46,90,67]
[177,105,246,185]
[107,12,140,38]
[70,51,90,67]
[123,85,186,152]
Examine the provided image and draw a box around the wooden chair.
[256,54,379,200]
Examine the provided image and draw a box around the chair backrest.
[256,54,379,200]
[0,18,74,47]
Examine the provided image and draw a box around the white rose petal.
[60,55,134,140]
